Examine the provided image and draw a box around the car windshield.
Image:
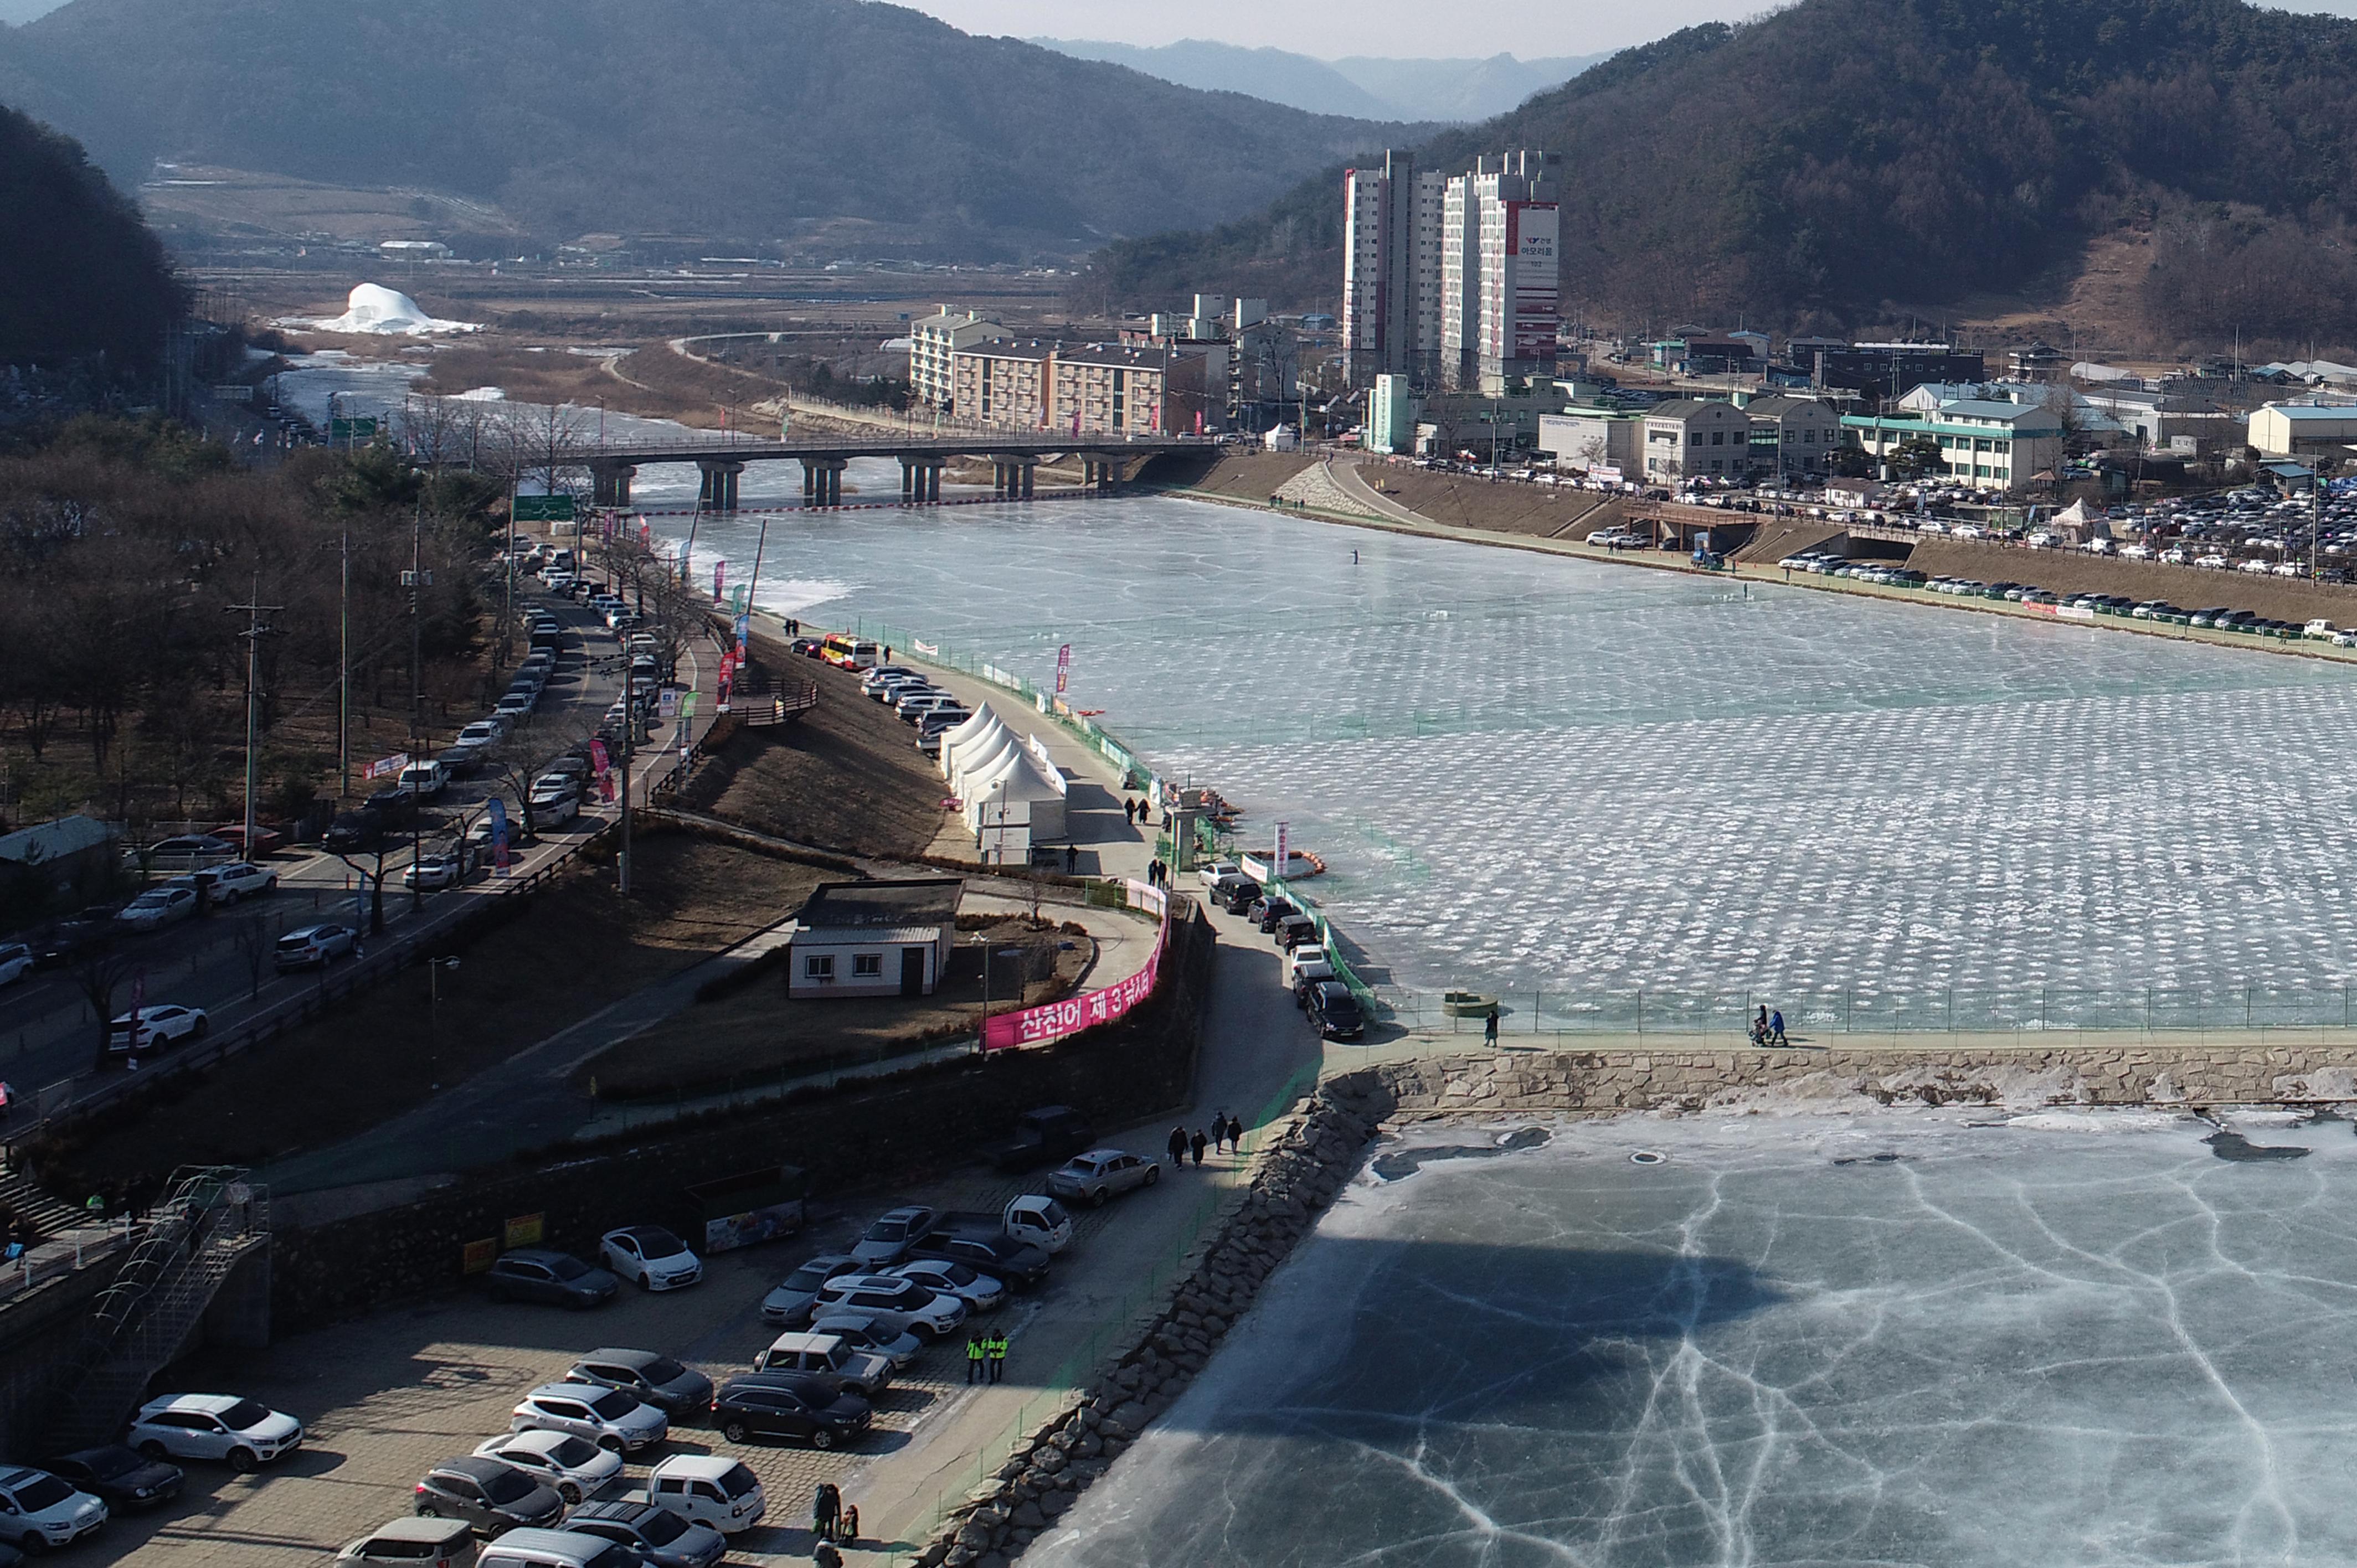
[717,1462,759,1499]
[12,1475,72,1512]
[218,1399,272,1430]
[75,1450,139,1481]
[864,1219,907,1241]
[786,1262,835,1290]
[639,1508,689,1545]
[938,1263,977,1286]
[631,1227,683,1255]
[482,1467,538,1504]
[586,1390,638,1419]
[639,1356,687,1384]
[1036,1200,1071,1226]
[546,1255,590,1281]
[546,1436,600,1467]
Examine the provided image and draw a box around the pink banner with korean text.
[983,914,1167,1052]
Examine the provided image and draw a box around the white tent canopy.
[950,730,1021,798]
[962,746,1067,840]
[937,706,1002,776]
[942,716,1011,784]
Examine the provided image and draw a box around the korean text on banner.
[984,920,1166,1051]
[1054,643,1072,696]
[364,751,410,781]
[1273,821,1289,871]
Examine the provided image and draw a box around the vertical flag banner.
[1274,821,1290,873]
[487,798,511,871]
[713,560,727,604]
[1054,643,1072,696]
[129,971,146,1055]
[734,612,751,658]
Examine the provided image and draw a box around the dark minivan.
[1306,981,1365,1042]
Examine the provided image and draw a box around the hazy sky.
[904,0,2357,58]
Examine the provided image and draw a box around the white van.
[645,1454,766,1534]
[475,1528,634,1568]
[397,761,449,799]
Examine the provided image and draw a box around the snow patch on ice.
[450,386,506,401]
[2005,1109,2190,1133]
[286,283,480,336]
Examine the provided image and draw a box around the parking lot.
[98,1130,1259,1566]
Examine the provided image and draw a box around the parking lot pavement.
[101,1143,1239,1567]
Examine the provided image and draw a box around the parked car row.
[1196,860,1368,1043]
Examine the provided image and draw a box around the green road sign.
[327,416,379,442]
[512,494,577,523]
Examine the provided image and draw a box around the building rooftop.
[1741,395,1831,417]
[1646,399,1736,418]
[793,878,964,931]
[2265,403,2357,420]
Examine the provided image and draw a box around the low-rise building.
[1538,406,1641,473]
[1640,398,1751,482]
[950,340,1223,435]
[910,306,1009,411]
[1742,394,1842,481]
[1841,398,2064,491]
[786,878,963,999]
[2248,402,2357,459]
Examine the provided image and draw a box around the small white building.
[787,879,963,999]
[2248,402,2357,460]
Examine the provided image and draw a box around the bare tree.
[71,949,135,1071]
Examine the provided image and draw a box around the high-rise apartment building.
[1345,149,1557,393]
[1342,152,1445,385]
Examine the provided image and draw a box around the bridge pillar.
[802,461,818,506]
[590,462,636,508]
[1018,460,1036,499]
[900,458,920,502]
[697,460,744,512]
[924,462,943,502]
[801,457,846,507]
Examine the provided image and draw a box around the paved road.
[0,582,713,1132]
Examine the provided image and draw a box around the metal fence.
[1361,983,2357,1039]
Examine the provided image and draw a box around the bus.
[820,633,882,669]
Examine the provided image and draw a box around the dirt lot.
[578,916,1094,1098]
[45,833,825,1187]
[678,659,951,858]
[1368,465,1621,538]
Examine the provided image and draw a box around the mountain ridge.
[1029,39,1603,122]
[0,0,1416,259]
[1080,0,2357,350]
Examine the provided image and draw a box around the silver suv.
[809,1274,965,1342]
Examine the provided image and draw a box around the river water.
[1028,1109,2357,1568]
[272,365,2357,1016]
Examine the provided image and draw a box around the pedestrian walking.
[1125,798,1138,826]
[839,1503,860,1543]
[1167,1125,1190,1165]
[814,1544,843,1568]
[1769,1008,1787,1047]
[1484,1010,1499,1046]
[1226,1112,1244,1151]
[1190,1128,1208,1166]
[814,1483,841,1542]
[1212,1111,1231,1154]
[1064,843,1078,871]
[986,1330,1008,1383]
[965,1332,986,1384]
[1752,1005,1769,1046]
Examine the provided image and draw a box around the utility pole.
[228,582,283,858]
[338,523,351,798]
[617,662,635,896]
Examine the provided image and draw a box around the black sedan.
[482,1249,619,1308]
[1307,981,1366,1041]
[907,1231,1051,1290]
[44,1446,183,1511]
[713,1374,872,1450]
[413,1455,565,1537]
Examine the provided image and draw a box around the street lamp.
[426,956,461,1087]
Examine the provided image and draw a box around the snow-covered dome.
[301,283,480,336]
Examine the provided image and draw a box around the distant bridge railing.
[584,433,1208,463]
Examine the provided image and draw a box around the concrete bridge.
[583,433,1203,510]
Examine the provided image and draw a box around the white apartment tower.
[1342,151,1445,384]
[1440,151,1559,393]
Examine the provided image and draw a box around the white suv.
[510,1383,668,1453]
[0,1466,106,1553]
[127,1394,303,1471]
[810,1273,966,1341]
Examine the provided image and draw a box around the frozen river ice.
[662,497,2357,1018]
[1029,1111,2357,1568]
[270,355,2357,1014]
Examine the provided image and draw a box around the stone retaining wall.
[1329,1044,2357,1117]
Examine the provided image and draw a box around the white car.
[115,886,198,932]
[471,1430,624,1505]
[600,1225,702,1291]
[403,852,462,891]
[198,862,279,905]
[646,1454,765,1535]
[127,1394,303,1471]
[809,1273,967,1340]
[455,719,510,749]
[531,790,581,828]
[887,1258,1007,1313]
[1196,860,1243,889]
[109,1004,208,1052]
[275,924,357,971]
[1047,1148,1161,1206]
[0,1466,106,1554]
[0,942,31,987]
[509,1383,668,1453]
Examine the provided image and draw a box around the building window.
[804,954,834,982]
[853,953,882,978]
[1711,431,1725,445]
[1804,429,1816,443]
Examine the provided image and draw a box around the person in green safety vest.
[965,1332,986,1385]
[986,1330,1009,1384]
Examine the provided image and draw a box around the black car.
[1306,981,1366,1041]
[323,808,385,853]
[29,908,118,969]
[564,1500,728,1568]
[413,1455,565,1537]
[44,1445,183,1511]
[1250,896,1297,933]
[364,786,419,825]
[983,1105,1095,1173]
[1219,879,1262,916]
[565,1349,714,1421]
[712,1373,872,1450]
[907,1230,1051,1290]
[482,1248,620,1308]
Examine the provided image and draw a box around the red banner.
[984,919,1165,1051]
